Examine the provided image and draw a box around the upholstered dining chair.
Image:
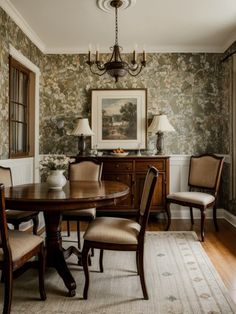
[62,159,103,253]
[166,154,224,241]
[82,166,158,300]
[0,184,46,314]
[0,166,39,235]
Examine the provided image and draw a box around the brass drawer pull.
[116,164,119,168]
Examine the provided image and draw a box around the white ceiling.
[2,0,236,54]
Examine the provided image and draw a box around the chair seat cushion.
[84,217,141,245]
[167,192,215,206]
[63,208,96,221]
[0,230,43,262]
[6,210,38,221]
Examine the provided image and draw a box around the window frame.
[9,56,35,158]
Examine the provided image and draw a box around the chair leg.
[213,205,219,232]
[165,202,171,231]
[67,220,70,237]
[136,250,140,275]
[190,207,194,225]
[82,242,91,299]
[13,223,19,230]
[138,246,148,300]
[200,210,205,242]
[38,244,46,301]
[99,249,104,273]
[32,215,39,235]
[3,265,13,314]
[77,221,81,250]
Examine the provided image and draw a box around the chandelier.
[86,0,146,82]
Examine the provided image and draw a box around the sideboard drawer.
[103,161,133,172]
[135,159,165,172]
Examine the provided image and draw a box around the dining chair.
[62,159,103,253]
[0,184,46,314]
[82,166,158,300]
[166,154,224,241]
[0,166,39,235]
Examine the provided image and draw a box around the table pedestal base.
[44,212,76,297]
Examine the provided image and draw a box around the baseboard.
[223,210,236,228]
[169,207,236,228]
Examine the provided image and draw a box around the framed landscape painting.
[91,89,147,150]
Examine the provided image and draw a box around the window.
[9,57,35,158]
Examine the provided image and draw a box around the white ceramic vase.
[46,170,67,190]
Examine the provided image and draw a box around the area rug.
[0,231,235,314]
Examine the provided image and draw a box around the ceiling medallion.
[86,0,146,82]
[97,0,136,12]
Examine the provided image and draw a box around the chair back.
[188,154,224,195]
[138,166,158,233]
[69,159,103,181]
[0,184,12,264]
[0,166,13,187]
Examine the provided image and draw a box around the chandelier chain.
[115,6,118,45]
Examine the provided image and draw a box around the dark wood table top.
[4,181,130,211]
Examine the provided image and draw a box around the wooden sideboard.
[76,155,170,217]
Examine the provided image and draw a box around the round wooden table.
[4,180,129,297]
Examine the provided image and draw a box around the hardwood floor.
[63,217,236,304]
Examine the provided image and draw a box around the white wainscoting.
[0,157,34,185]
[0,158,44,231]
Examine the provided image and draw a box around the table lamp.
[71,118,94,156]
[148,114,175,155]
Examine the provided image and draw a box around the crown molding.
[0,0,46,53]
[45,45,224,55]
[222,33,236,53]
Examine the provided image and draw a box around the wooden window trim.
[9,56,35,158]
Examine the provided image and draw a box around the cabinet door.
[102,173,134,209]
[135,172,166,211]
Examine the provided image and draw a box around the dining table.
[4,180,129,297]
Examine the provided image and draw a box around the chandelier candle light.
[148,114,175,155]
[71,118,94,156]
[86,0,146,82]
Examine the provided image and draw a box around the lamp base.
[156,132,164,155]
[77,135,87,156]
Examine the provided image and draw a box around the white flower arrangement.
[40,155,70,171]
[40,155,71,182]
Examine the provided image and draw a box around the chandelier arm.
[127,64,145,77]
[88,65,107,76]
[108,47,116,63]
[117,45,124,62]
[96,62,106,71]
